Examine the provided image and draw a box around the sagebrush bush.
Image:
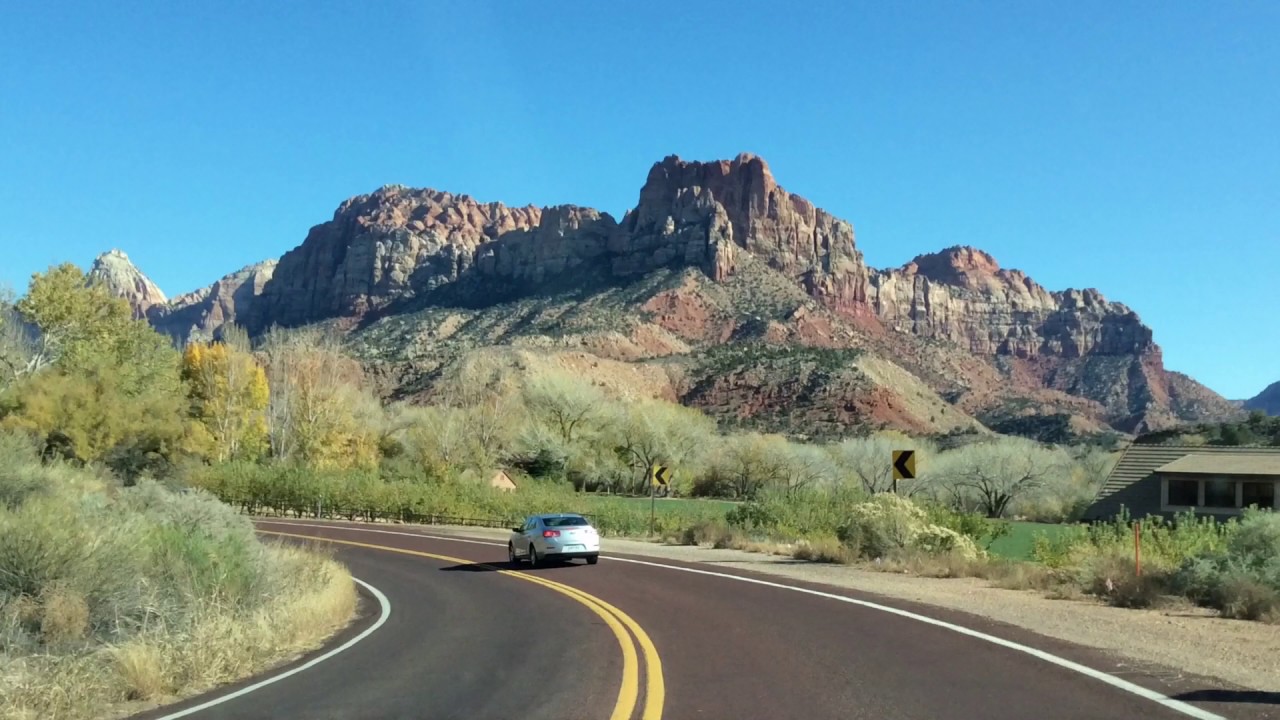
[1170,510,1280,621]
[1081,553,1170,609]
[0,457,356,720]
[833,494,983,561]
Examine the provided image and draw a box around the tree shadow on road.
[1172,690,1280,705]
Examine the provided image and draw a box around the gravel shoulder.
[412,523,1280,693]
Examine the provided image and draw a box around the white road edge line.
[256,519,1226,720]
[152,576,392,720]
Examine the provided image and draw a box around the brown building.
[1084,444,1280,521]
[488,469,517,492]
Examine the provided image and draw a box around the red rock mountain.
[100,154,1241,435]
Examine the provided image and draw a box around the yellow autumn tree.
[181,340,269,462]
[260,328,381,470]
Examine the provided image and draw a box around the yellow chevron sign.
[651,465,672,487]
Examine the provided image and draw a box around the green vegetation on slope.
[1136,411,1280,447]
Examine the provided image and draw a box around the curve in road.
[134,518,1261,720]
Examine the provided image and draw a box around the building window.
[1167,479,1199,507]
[1242,482,1276,509]
[1204,479,1237,508]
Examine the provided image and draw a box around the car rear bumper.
[546,549,599,559]
[539,540,600,557]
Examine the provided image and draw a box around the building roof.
[1090,444,1280,510]
[1155,453,1280,476]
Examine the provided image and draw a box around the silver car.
[508,513,600,566]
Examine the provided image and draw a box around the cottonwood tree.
[1,269,187,472]
[182,341,269,461]
[0,292,42,390]
[398,404,478,476]
[523,370,606,445]
[261,328,381,469]
[607,400,715,495]
[16,264,131,373]
[778,442,834,497]
[936,438,1070,518]
[827,431,933,495]
[716,433,790,499]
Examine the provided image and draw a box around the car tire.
[528,545,540,568]
[508,543,519,565]
[586,555,599,565]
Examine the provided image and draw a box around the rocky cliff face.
[246,187,543,332]
[86,250,276,342]
[99,152,1237,434]
[88,250,167,319]
[869,246,1152,359]
[1246,382,1280,416]
[150,260,277,342]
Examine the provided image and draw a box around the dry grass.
[1,545,356,720]
[792,538,858,564]
[38,585,89,646]
[674,520,797,557]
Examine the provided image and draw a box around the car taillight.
[542,530,560,538]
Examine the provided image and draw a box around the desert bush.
[1081,552,1172,608]
[1170,510,1280,621]
[792,537,857,564]
[0,460,355,720]
[832,493,984,561]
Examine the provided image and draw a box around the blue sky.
[2,2,1276,398]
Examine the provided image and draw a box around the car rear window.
[544,516,589,527]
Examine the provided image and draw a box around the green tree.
[2,356,186,468]
[1,266,186,475]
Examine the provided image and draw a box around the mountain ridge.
[88,153,1243,438]
[1245,382,1280,416]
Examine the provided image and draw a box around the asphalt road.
[133,519,1275,720]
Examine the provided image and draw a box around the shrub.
[792,538,856,564]
[1082,553,1170,609]
[0,456,356,720]
[1170,510,1280,621]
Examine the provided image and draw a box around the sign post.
[1134,521,1142,577]
[649,464,671,536]
[891,450,916,494]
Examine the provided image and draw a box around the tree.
[0,267,187,477]
[777,442,834,497]
[715,433,790,499]
[0,290,42,390]
[182,341,270,461]
[2,356,186,468]
[827,432,932,495]
[260,328,381,469]
[606,400,716,495]
[523,370,606,446]
[16,264,133,373]
[934,438,1069,518]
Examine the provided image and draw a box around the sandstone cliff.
[150,260,278,342]
[86,250,276,343]
[246,187,543,332]
[99,153,1240,435]
[88,250,167,319]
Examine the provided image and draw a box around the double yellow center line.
[259,530,664,720]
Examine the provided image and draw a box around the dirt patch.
[640,285,734,343]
